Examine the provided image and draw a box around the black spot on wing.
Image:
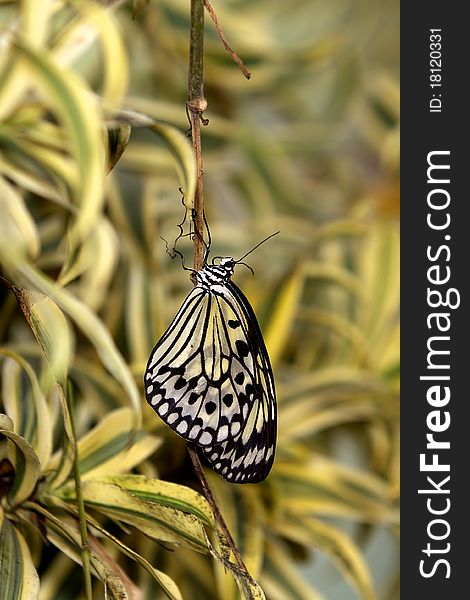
[188,392,199,405]
[157,365,171,376]
[234,372,245,385]
[187,377,199,390]
[205,401,217,414]
[223,393,233,407]
[235,340,250,358]
[174,377,187,390]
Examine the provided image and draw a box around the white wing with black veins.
[145,268,276,483]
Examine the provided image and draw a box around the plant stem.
[188,446,251,576]
[67,382,93,600]
[187,0,207,271]
[204,0,251,79]
[188,0,205,103]
[186,0,252,581]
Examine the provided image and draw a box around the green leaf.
[45,408,159,492]
[274,515,376,600]
[9,288,71,386]
[357,223,400,376]
[7,284,75,458]
[29,504,137,599]
[102,475,214,526]
[0,349,53,470]
[14,39,105,247]
[261,541,324,600]
[7,263,142,431]
[234,574,267,600]
[51,2,129,103]
[0,175,39,261]
[273,458,398,524]
[19,0,53,49]
[32,499,183,600]
[111,108,197,209]
[60,217,119,311]
[56,479,212,551]
[0,153,64,205]
[0,513,40,600]
[77,408,161,478]
[264,265,304,366]
[0,414,41,506]
[106,125,132,174]
[82,510,184,600]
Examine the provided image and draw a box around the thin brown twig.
[187,0,207,271]
[66,382,93,600]
[186,0,252,583]
[188,106,206,272]
[204,0,251,80]
[188,446,251,576]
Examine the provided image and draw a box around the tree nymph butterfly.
[144,235,277,483]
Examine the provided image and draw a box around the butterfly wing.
[145,280,276,483]
[200,281,277,483]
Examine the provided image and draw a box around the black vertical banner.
[401,4,467,597]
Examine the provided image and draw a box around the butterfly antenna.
[237,261,255,276]
[236,231,280,263]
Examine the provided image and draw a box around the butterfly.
[144,241,277,484]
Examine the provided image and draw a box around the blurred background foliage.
[0,0,399,598]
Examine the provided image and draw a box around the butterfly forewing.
[199,281,276,483]
[145,259,277,483]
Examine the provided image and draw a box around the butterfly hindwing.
[145,259,276,483]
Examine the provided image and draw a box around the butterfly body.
[145,258,276,483]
